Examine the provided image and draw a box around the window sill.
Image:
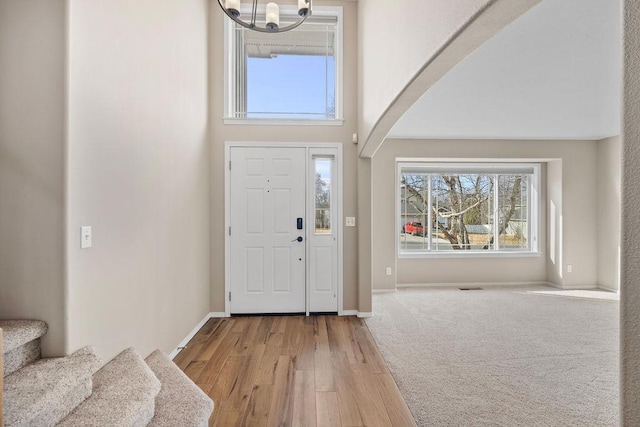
[224,118,344,127]
[398,251,542,259]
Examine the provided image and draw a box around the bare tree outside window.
[315,159,331,233]
[400,165,535,253]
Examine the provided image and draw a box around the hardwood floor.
[174,316,416,427]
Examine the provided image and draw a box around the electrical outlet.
[386,267,392,276]
[567,264,573,273]
[345,217,356,227]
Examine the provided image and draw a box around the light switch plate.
[81,226,92,249]
[345,217,356,227]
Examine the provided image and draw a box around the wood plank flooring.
[175,316,416,427]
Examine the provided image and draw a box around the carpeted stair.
[2,320,214,426]
[4,347,102,426]
[58,348,161,426]
[145,349,214,427]
[1,320,48,376]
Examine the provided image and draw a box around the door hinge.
[229,226,231,236]
[229,292,231,302]
[229,160,232,170]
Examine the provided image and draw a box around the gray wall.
[208,1,360,313]
[0,0,66,356]
[597,136,621,292]
[621,0,640,422]
[372,139,599,290]
[65,0,211,360]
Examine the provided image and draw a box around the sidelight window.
[314,157,332,234]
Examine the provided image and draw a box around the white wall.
[388,0,622,141]
[0,0,66,356]
[208,1,361,313]
[356,0,541,157]
[372,139,598,290]
[357,0,488,152]
[66,0,210,360]
[597,136,621,292]
[621,0,640,422]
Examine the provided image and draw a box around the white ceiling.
[388,0,621,141]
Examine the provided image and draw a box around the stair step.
[58,347,161,427]
[0,320,48,353]
[3,347,102,427]
[1,320,48,376]
[145,350,214,427]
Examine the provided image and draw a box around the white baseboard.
[373,288,397,294]
[398,281,552,289]
[548,283,599,291]
[340,310,373,318]
[562,285,599,290]
[597,285,619,293]
[210,312,228,318]
[169,312,229,360]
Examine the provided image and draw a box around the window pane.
[400,173,429,252]
[315,159,332,234]
[432,174,494,251]
[240,22,336,119]
[497,175,529,250]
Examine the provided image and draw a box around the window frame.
[396,161,541,258]
[313,155,335,236]
[223,4,344,126]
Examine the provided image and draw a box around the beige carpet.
[366,285,619,426]
[518,289,620,301]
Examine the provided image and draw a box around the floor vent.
[459,287,483,291]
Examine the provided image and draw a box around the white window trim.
[396,161,541,259]
[223,5,344,125]
[223,118,344,126]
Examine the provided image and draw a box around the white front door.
[229,147,306,313]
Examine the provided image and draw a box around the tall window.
[399,163,540,255]
[314,158,332,234]
[225,6,342,122]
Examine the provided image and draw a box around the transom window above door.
[224,5,343,125]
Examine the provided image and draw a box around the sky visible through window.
[316,160,331,182]
[247,55,335,119]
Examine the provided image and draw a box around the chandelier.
[217,0,313,33]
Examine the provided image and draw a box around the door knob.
[291,236,303,242]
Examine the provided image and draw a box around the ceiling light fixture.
[217,0,312,33]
